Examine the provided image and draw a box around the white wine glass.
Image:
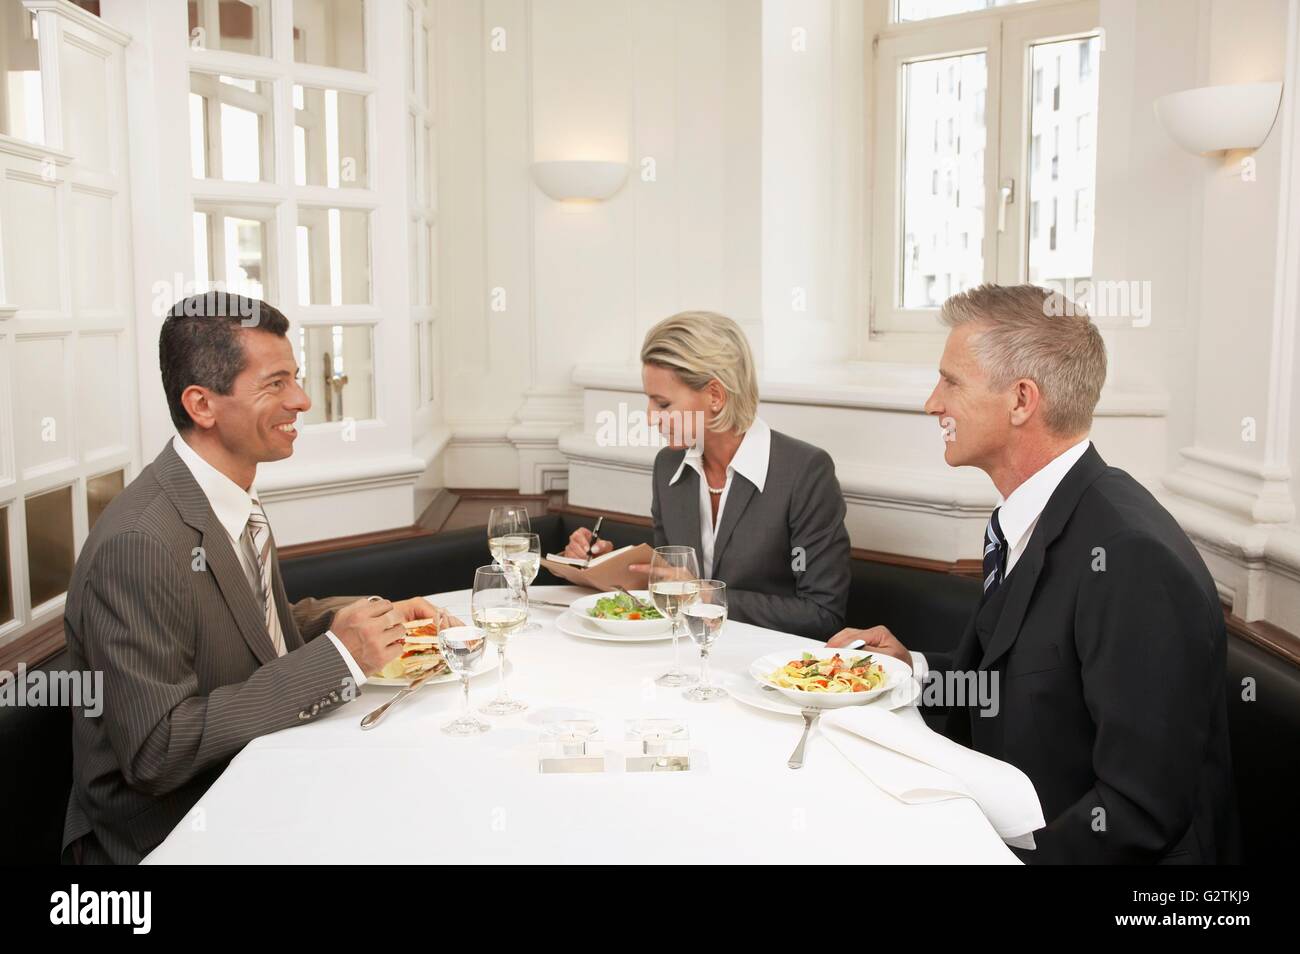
[437,625,490,736]
[487,506,531,566]
[501,532,543,633]
[682,580,728,702]
[472,564,529,714]
[650,545,700,687]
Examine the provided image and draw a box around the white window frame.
[0,1,136,646]
[870,0,1099,340]
[187,0,386,431]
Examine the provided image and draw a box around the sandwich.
[374,620,450,681]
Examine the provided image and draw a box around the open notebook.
[541,543,656,591]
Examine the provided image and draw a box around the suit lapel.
[153,441,280,665]
[977,444,1109,671]
[710,477,757,576]
[670,463,704,565]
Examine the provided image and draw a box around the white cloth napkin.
[821,704,1044,849]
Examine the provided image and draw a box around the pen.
[584,516,605,567]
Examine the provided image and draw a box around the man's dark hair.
[159,292,290,431]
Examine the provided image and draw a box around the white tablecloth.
[144,586,1017,864]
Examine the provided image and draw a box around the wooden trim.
[0,617,67,673]
[278,524,440,560]
[551,501,653,529]
[851,546,984,579]
[1225,610,1300,668]
[415,488,459,531]
[444,487,551,502]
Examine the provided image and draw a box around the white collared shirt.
[171,435,366,684]
[996,437,1092,579]
[669,417,771,578]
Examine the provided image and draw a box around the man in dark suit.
[831,284,1239,864]
[63,293,450,864]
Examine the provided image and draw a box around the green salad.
[589,593,663,621]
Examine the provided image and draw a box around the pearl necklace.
[708,484,725,495]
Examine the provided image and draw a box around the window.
[189,73,274,183]
[1076,111,1093,150]
[1,2,136,649]
[898,52,987,309]
[1026,33,1100,284]
[296,207,371,305]
[873,0,1100,332]
[293,0,365,71]
[293,86,368,189]
[1074,186,1093,228]
[0,507,11,626]
[896,0,1034,22]
[25,486,74,610]
[186,1,391,430]
[0,1,44,143]
[86,470,125,530]
[194,207,273,301]
[188,0,270,57]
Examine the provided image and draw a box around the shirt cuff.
[325,630,368,688]
[909,651,929,680]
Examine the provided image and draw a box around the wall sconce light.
[1153,81,1283,155]
[530,160,629,202]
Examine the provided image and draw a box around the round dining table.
[143,585,1018,864]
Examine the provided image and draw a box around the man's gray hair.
[940,283,1107,436]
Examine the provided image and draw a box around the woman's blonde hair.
[640,310,759,433]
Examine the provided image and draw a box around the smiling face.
[642,362,717,448]
[202,329,310,466]
[923,322,1013,470]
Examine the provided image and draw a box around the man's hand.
[331,597,408,676]
[392,597,462,629]
[562,526,612,560]
[827,625,913,671]
[630,562,690,582]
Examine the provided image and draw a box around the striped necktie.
[982,507,1007,600]
[245,500,286,657]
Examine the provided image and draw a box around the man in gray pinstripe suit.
[62,293,450,864]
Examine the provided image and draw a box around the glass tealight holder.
[624,718,690,772]
[538,718,604,774]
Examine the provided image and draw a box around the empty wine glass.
[682,580,728,702]
[649,545,700,687]
[472,564,529,714]
[437,625,490,736]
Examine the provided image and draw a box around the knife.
[359,665,447,730]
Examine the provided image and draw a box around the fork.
[787,708,821,769]
[615,585,656,613]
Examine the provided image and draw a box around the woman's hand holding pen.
[562,526,612,560]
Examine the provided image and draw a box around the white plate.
[556,609,675,643]
[565,592,673,638]
[748,649,914,709]
[727,666,920,717]
[366,645,500,688]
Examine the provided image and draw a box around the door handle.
[997,177,1015,232]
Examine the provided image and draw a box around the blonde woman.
[563,311,851,639]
